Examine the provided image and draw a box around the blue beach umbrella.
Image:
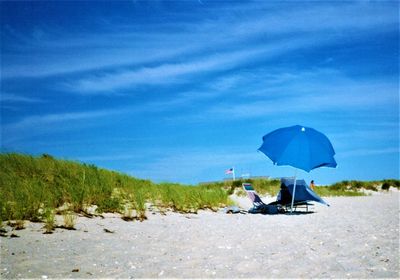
[258,125,337,212]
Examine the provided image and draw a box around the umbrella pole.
[290,170,298,213]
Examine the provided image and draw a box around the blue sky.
[1,1,399,185]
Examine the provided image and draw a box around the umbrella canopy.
[258,125,337,172]
[258,125,336,213]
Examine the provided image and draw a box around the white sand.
[1,192,399,279]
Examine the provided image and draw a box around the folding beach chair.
[242,183,280,214]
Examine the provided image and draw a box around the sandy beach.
[1,192,399,279]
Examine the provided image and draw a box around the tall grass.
[43,208,55,234]
[201,178,281,197]
[314,186,364,197]
[0,153,230,222]
[316,179,400,196]
[1,153,398,224]
[205,177,399,198]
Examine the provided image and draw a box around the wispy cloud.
[6,109,119,130]
[64,34,338,94]
[339,147,399,158]
[2,107,130,145]
[1,93,45,103]
[127,148,260,183]
[3,67,397,145]
[1,43,194,79]
[230,2,397,37]
[2,2,396,82]
[162,70,398,122]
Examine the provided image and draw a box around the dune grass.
[314,186,364,197]
[223,178,399,198]
[316,179,399,196]
[0,153,230,224]
[1,153,398,226]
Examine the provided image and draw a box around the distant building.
[200,175,270,185]
[246,176,269,180]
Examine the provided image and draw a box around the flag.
[225,168,234,174]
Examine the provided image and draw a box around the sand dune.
[1,192,399,279]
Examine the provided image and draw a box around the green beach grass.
[0,153,230,224]
[1,153,399,226]
[315,179,400,197]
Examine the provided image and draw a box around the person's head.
[311,180,314,184]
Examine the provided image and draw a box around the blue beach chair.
[242,183,279,214]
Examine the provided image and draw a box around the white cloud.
[231,3,397,37]
[64,35,327,94]
[1,93,45,103]
[3,2,396,82]
[172,72,399,122]
[7,109,117,130]
[2,107,130,145]
[339,147,399,158]
[127,148,260,183]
